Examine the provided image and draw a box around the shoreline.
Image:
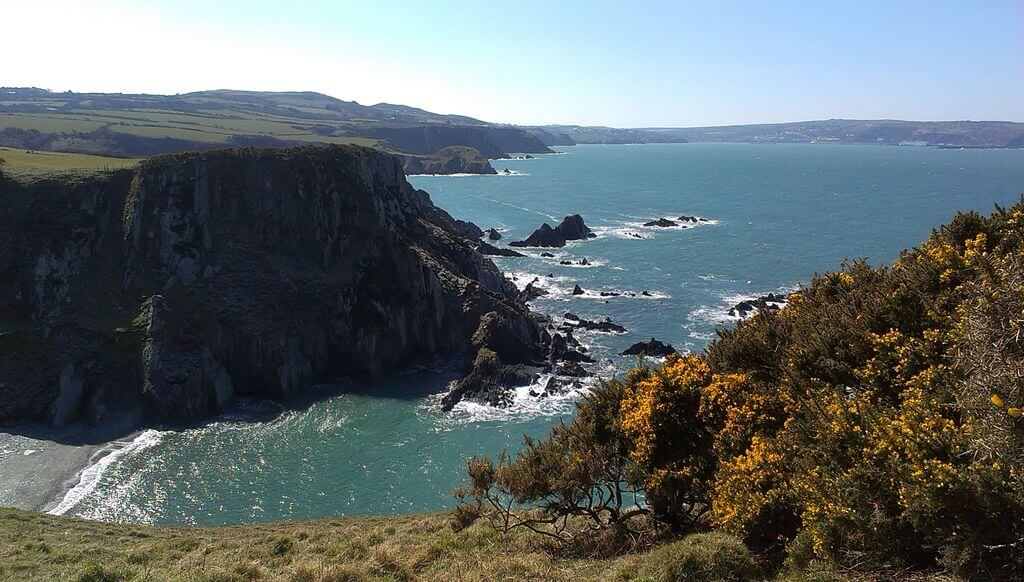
[0,422,137,514]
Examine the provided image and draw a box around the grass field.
[0,147,141,176]
[0,110,383,146]
[0,508,890,581]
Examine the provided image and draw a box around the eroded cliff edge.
[0,145,550,429]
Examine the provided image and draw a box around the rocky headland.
[0,145,590,430]
[399,145,497,175]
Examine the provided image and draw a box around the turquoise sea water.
[50,143,1024,525]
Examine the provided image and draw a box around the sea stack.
[509,214,597,248]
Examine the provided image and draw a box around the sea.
[7,142,1024,525]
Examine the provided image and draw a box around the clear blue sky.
[7,0,1023,126]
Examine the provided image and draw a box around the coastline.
[0,423,137,514]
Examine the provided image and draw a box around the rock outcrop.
[0,145,548,428]
[400,146,496,175]
[621,338,677,358]
[728,293,788,318]
[509,214,596,248]
[476,241,526,258]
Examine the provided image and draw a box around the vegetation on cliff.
[459,201,1024,579]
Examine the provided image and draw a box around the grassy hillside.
[0,147,140,176]
[0,507,912,581]
[541,119,1024,146]
[0,89,551,164]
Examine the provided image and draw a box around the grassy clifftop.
[0,508,803,581]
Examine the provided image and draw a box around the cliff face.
[0,146,546,428]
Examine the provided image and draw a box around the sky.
[5,0,1023,127]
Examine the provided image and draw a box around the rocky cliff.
[0,145,551,428]
[399,146,497,175]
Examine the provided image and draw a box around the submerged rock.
[621,338,677,358]
[509,214,596,248]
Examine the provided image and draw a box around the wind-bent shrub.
[453,380,653,547]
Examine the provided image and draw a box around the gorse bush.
[459,200,1024,578]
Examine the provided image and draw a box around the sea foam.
[47,429,164,516]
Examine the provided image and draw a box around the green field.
[0,109,380,146]
[0,147,141,176]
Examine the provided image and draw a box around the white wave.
[507,271,571,290]
[688,287,797,328]
[573,288,671,300]
[623,217,721,232]
[47,429,164,516]
[494,170,529,176]
[441,375,593,424]
[519,250,608,268]
[589,226,648,240]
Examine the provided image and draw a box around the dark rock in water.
[580,258,590,265]
[564,315,627,334]
[642,290,653,296]
[477,241,526,257]
[548,332,595,364]
[0,145,549,428]
[485,228,502,241]
[509,214,596,248]
[442,348,535,409]
[644,218,678,227]
[555,361,589,377]
[540,252,555,257]
[521,278,548,302]
[621,338,677,358]
[564,312,580,321]
[572,284,585,296]
[599,291,621,297]
[678,215,708,223]
[727,292,789,318]
[560,260,573,265]
[629,232,644,239]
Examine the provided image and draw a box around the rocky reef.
[509,214,596,248]
[727,293,789,318]
[621,338,677,358]
[0,145,560,429]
